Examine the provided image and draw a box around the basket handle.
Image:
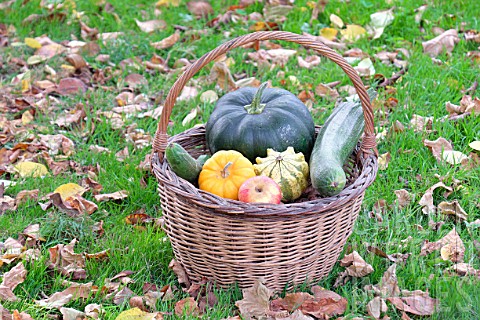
[153,31,377,157]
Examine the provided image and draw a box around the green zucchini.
[310,89,377,196]
[165,143,210,184]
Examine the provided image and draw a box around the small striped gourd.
[254,147,309,202]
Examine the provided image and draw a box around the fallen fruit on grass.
[238,176,282,204]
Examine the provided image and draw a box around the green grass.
[1,0,480,319]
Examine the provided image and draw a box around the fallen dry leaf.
[94,190,128,202]
[364,264,400,298]
[169,259,190,289]
[330,13,344,28]
[314,83,339,100]
[418,181,453,214]
[367,8,394,39]
[151,31,180,50]
[299,286,348,319]
[410,114,433,132]
[209,61,236,91]
[14,161,49,178]
[387,295,439,316]
[187,1,214,19]
[339,251,374,277]
[60,307,85,320]
[57,78,88,96]
[441,150,468,165]
[38,134,75,156]
[235,279,273,320]
[437,200,468,221]
[470,141,480,151]
[366,296,388,319]
[423,138,453,162]
[448,263,480,278]
[1,262,27,291]
[48,239,86,280]
[116,307,164,320]
[114,286,135,305]
[422,29,460,57]
[378,152,391,170]
[354,58,376,77]
[175,297,201,317]
[394,189,412,208]
[135,19,166,33]
[54,183,87,201]
[341,25,367,42]
[367,246,411,264]
[298,56,321,69]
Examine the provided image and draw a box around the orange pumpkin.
[198,150,256,200]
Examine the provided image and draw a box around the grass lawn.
[1,0,479,319]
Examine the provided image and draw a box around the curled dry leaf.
[114,287,135,305]
[235,279,273,320]
[298,56,321,69]
[437,200,468,221]
[354,58,375,77]
[339,251,374,277]
[448,263,480,278]
[364,264,400,298]
[175,297,201,317]
[330,13,344,28]
[423,138,453,162]
[209,61,236,91]
[387,295,439,316]
[367,246,411,264]
[187,1,214,18]
[410,114,433,132]
[299,286,348,319]
[418,181,453,214]
[422,29,460,57]
[135,19,166,33]
[378,152,391,170]
[54,183,87,201]
[1,262,27,291]
[315,83,339,101]
[367,297,388,319]
[151,31,180,50]
[169,259,191,289]
[367,8,395,39]
[470,141,480,151]
[38,134,75,156]
[94,190,128,202]
[394,189,412,208]
[57,78,88,96]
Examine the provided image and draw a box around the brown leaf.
[124,73,147,88]
[367,297,387,319]
[168,259,190,289]
[57,78,88,96]
[298,56,321,69]
[366,246,410,264]
[422,29,460,57]
[85,249,109,261]
[0,285,18,302]
[38,134,75,156]
[235,279,273,319]
[115,147,130,162]
[315,83,339,100]
[437,200,468,221]
[35,43,65,59]
[48,239,86,279]
[125,212,152,225]
[151,31,180,50]
[418,182,453,214]
[60,307,86,320]
[94,190,128,202]
[364,264,400,298]
[12,310,34,320]
[339,251,374,277]
[135,19,166,33]
[187,1,214,18]
[423,137,454,161]
[439,228,465,263]
[15,189,39,205]
[130,296,149,312]
[394,189,412,208]
[448,263,480,277]
[378,152,391,170]
[1,262,27,291]
[409,114,433,132]
[52,104,86,127]
[114,287,135,305]
[271,292,313,312]
[209,61,237,91]
[299,286,347,319]
[387,295,439,316]
[175,297,201,317]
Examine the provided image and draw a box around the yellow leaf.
[14,162,49,178]
[54,183,87,201]
[21,110,34,125]
[115,307,163,320]
[469,141,480,151]
[320,27,338,41]
[155,0,180,7]
[340,24,367,42]
[21,79,30,93]
[24,37,42,49]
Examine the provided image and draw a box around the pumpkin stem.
[244,82,268,114]
[221,161,233,178]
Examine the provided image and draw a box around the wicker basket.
[151,31,378,291]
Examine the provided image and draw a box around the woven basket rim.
[151,125,378,218]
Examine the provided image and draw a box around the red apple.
[238,176,282,204]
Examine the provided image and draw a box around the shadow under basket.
[151,126,377,291]
[150,31,378,292]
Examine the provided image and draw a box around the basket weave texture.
[151,31,378,291]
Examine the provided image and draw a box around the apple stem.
[221,162,233,178]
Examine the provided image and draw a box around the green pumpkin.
[254,147,309,202]
[205,82,315,161]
